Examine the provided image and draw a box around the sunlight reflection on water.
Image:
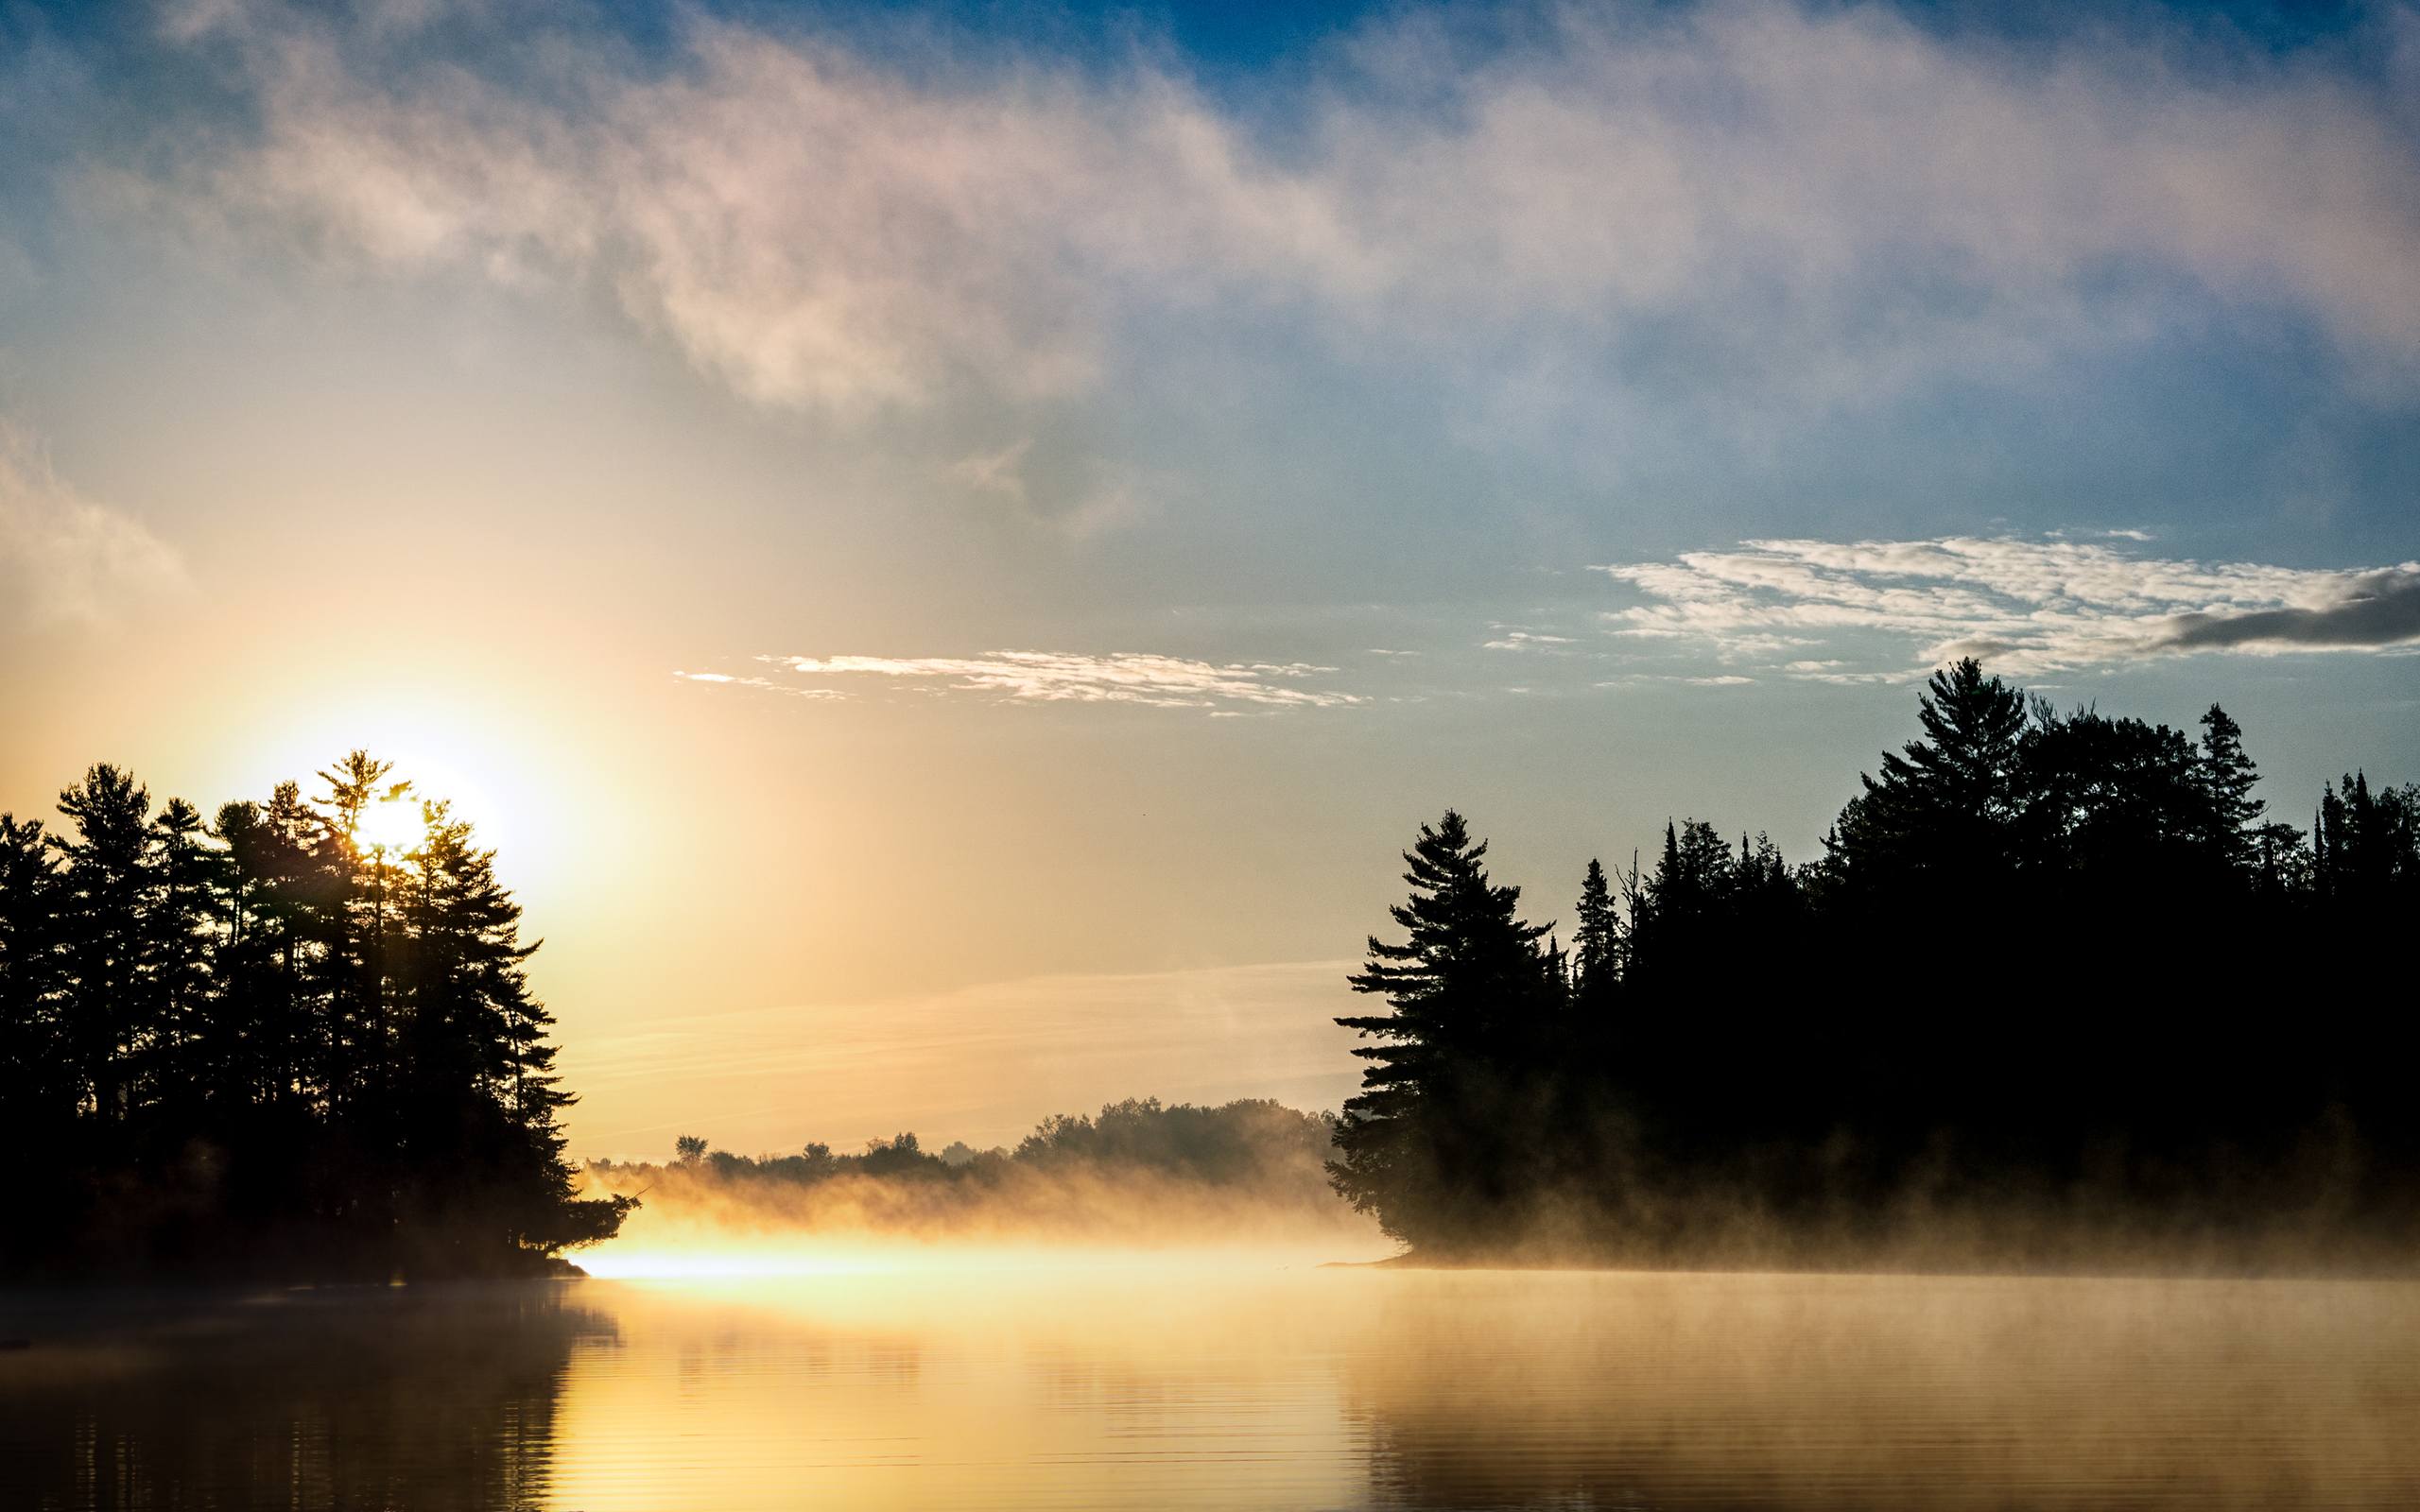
[5,1264,2419,1510]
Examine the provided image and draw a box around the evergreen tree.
[1830,658,2029,893]
[1330,811,1554,1248]
[51,765,154,1125]
[145,796,218,1119]
[0,813,61,1130]
[2195,704,2263,872]
[1569,859,1620,1013]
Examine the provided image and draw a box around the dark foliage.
[0,754,631,1281]
[646,1096,1339,1196]
[1334,662,2420,1266]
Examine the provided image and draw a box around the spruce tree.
[1570,858,1620,1012]
[2195,704,2263,873]
[1330,811,1553,1248]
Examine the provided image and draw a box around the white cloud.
[0,426,185,629]
[132,2,2420,417]
[705,650,1362,712]
[1481,628,1577,651]
[1598,536,2420,677]
[672,670,841,698]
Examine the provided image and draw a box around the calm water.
[5,1264,2418,1510]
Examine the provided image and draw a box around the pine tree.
[1833,658,2029,883]
[145,796,218,1118]
[1330,811,1554,1248]
[1570,858,1620,1012]
[51,765,155,1124]
[2195,704,2263,873]
[0,813,61,1130]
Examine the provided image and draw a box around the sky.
[2,0,2415,1157]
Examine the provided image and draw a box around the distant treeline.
[0,754,629,1281]
[1336,660,2420,1268]
[590,1098,1357,1246]
[640,1096,1338,1196]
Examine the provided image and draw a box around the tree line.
[0,753,630,1280]
[652,1096,1338,1190]
[1333,660,2420,1266]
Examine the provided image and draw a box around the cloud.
[683,651,1362,712]
[2150,570,2420,655]
[0,427,186,629]
[1481,628,1577,652]
[1598,536,2420,677]
[672,670,841,698]
[946,439,1033,505]
[128,1,2420,418]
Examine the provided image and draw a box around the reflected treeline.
[0,1284,611,1512]
[1335,661,2420,1266]
[1343,1273,2420,1510]
[0,753,630,1280]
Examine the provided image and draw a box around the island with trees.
[0,754,630,1281]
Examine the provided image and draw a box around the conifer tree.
[1330,811,1554,1247]
[52,765,154,1124]
[146,796,217,1114]
[1570,858,1620,1012]
[0,813,60,1130]
[2195,704,2263,872]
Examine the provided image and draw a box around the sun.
[354,795,425,856]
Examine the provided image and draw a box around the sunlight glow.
[577,1240,1369,1280]
[354,796,424,855]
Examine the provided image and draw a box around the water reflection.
[0,1284,609,1511]
[1345,1271,2420,1510]
[4,1266,2418,1510]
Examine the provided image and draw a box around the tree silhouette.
[1332,810,1556,1249]
[0,753,629,1281]
[1332,661,2420,1266]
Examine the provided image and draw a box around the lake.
[5,1263,2417,1509]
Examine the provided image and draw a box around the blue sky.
[2,0,2415,1149]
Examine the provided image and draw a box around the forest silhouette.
[1333,660,2420,1268]
[7,661,2416,1280]
[0,753,628,1281]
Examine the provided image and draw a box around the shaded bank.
[1334,662,2420,1271]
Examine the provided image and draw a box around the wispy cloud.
[681,651,1362,712]
[1599,536,2420,678]
[1481,628,1577,652]
[945,438,1033,505]
[0,426,185,629]
[672,671,841,699]
[126,1,2420,419]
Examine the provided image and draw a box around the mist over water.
[7,1265,2418,1510]
[572,1165,1389,1278]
